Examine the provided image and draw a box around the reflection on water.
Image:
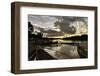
[42,41,87,59]
[43,44,80,59]
[28,40,88,60]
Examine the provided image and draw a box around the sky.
[28,15,88,34]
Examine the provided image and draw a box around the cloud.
[54,16,88,34]
[28,15,88,34]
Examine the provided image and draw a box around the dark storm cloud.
[54,16,88,34]
[28,15,88,34]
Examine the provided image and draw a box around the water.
[43,44,80,59]
[40,41,87,59]
[28,40,88,60]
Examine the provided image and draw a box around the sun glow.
[47,33,87,38]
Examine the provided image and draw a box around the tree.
[28,22,33,38]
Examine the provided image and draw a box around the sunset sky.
[28,15,88,34]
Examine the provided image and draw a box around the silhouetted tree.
[28,22,33,38]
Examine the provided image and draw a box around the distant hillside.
[63,34,87,41]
